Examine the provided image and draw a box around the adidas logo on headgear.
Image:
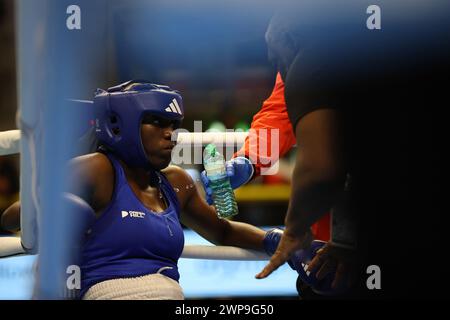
[164,98,182,115]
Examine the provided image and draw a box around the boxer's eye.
[142,115,162,126]
[142,115,180,129]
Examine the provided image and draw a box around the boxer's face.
[140,114,180,170]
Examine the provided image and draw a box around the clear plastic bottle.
[203,144,238,219]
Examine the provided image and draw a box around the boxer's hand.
[200,171,214,205]
[201,156,254,205]
[225,157,254,189]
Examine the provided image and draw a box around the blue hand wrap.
[263,228,283,256]
[226,157,254,189]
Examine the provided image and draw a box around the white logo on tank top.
[121,210,145,219]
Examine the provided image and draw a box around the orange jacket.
[235,73,296,176]
[235,72,330,241]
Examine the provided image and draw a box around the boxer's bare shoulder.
[67,152,114,212]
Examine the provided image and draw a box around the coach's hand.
[306,242,358,293]
[256,228,313,279]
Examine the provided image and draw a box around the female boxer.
[65,80,290,300]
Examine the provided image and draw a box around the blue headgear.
[94,80,184,169]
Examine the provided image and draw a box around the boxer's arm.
[0,201,20,232]
[0,152,108,232]
[66,152,114,214]
[165,166,266,250]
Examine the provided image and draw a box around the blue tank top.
[80,153,185,298]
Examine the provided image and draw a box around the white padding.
[0,130,21,156]
[181,245,270,261]
[0,236,25,257]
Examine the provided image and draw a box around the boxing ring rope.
[0,130,250,148]
[176,131,248,146]
[181,245,269,261]
[0,130,269,261]
[0,130,21,156]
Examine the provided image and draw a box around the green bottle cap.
[205,144,217,157]
[208,121,226,132]
[235,121,250,132]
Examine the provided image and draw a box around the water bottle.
[203,144,238,219]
